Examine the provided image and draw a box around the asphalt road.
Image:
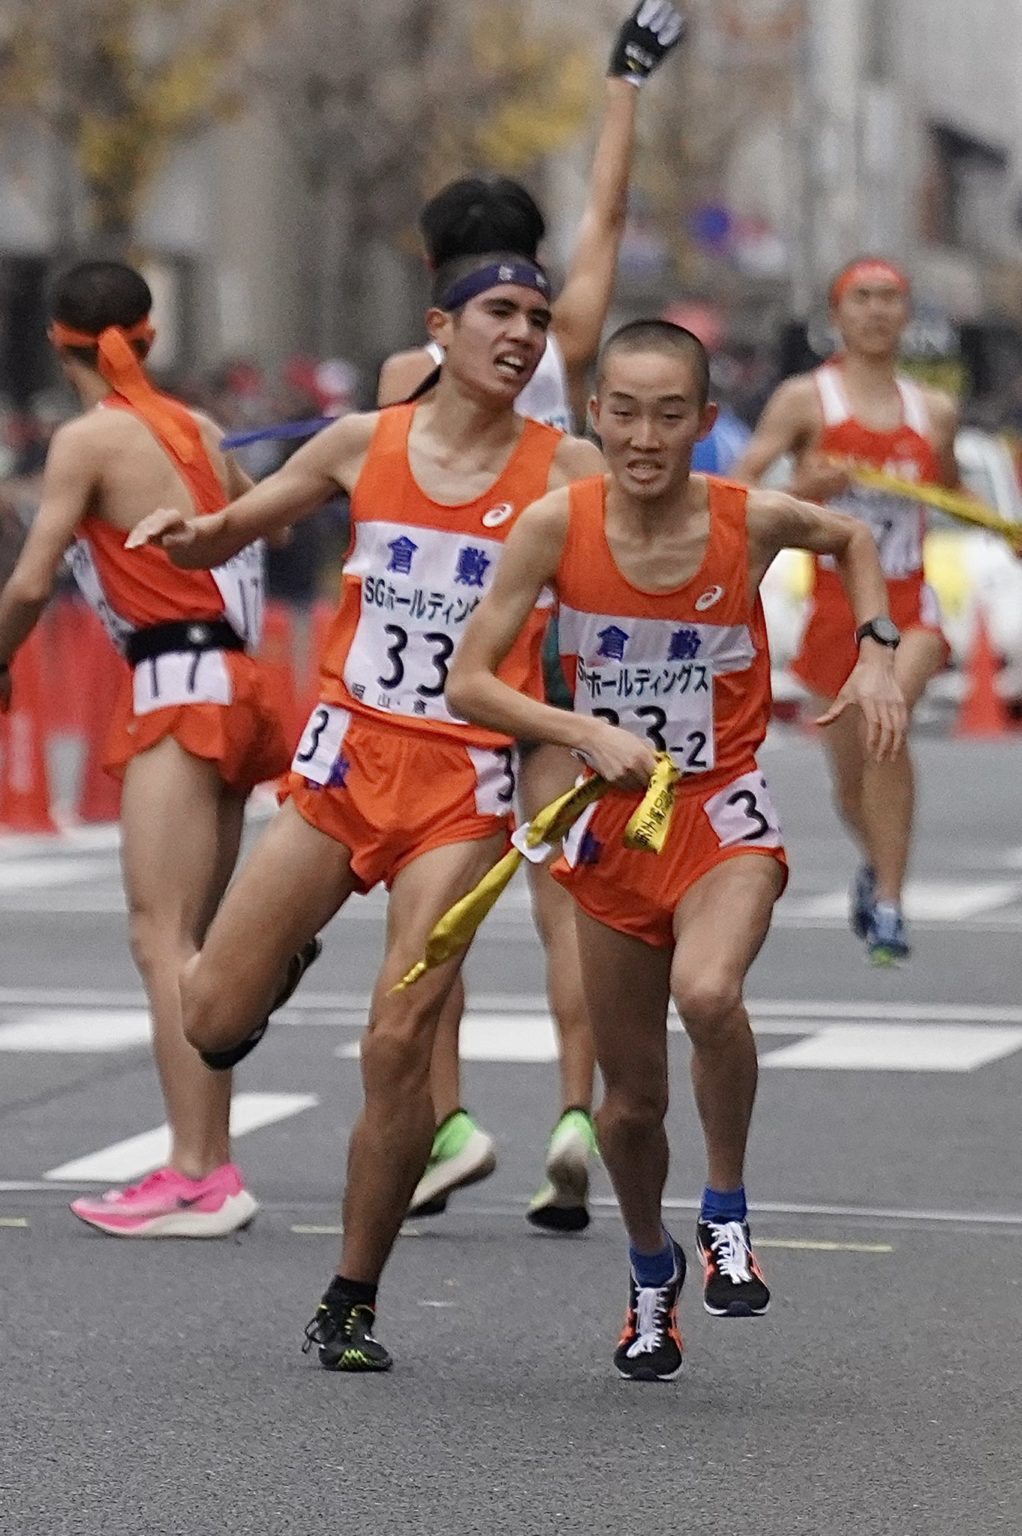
[1,732,1020,1535]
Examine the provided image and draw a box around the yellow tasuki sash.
[848,466,1022,545]
[392,753,680,993]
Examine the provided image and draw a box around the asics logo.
[695,584,725,611]
[482,502,515,528]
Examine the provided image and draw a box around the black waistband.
[125,618,246,668]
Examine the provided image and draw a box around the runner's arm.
[551,80,639,390]
[0,423,98,701]
[554,5,687,396]
[925,389,962,490]
[729,375,851,498]
[127,413,376,568]
[747,488,906,759]
[377,349,435,407]
[447,491,657,788]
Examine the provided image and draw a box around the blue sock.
[700,1185,748,1223]
[629,1232,676,1287]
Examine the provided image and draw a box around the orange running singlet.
[316,403,562,748]
[69,391,287,792]
[792,361,948,700]
[550,475,786,947]
[812,360,941,580]
[556,474,773,792]
[70,396,265,654]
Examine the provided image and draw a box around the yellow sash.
[848,466,1021,544]
[392,753,680,992]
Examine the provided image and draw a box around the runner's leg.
[119,738,233,1178]
[671,854,783,1317]
[182,797,361,1057]
[574,909,672,1251]
[338,830,508,1283]
[860,629,946,905]
[670,856,783,1194]
[520,743,594,1112]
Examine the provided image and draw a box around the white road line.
[592,1197,1022,1229]
[761,1023,1022,1073]
[0,1009,150,1052]
[783,879,1022,921]
[0,823,121,857]
[42,1092,318,1182]
[0,857,116,892]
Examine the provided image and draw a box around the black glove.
[608,0,687,85]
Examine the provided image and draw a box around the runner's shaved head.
[598,320,710,407]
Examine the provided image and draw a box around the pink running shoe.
[70,1163,257,1238]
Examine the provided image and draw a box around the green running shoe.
[407,1110,496,1217]
[527,1109,598,1233]
[303,1298,392,1373]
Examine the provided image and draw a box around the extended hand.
[125,508,222,568]
[816,659,907,762]
[578,718,659,790]
[608,1,687,85]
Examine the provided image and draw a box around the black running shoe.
[613,1240,686,1381]
[696,1219,770,1317]
[200,936,322,1072]
[302,1296,392,1373]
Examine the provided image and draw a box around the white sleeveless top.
[425,334,572,433]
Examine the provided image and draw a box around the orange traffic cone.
[76,611,125,822]
[0,627,58,832]
[955,609,1009,739]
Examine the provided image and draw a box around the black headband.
[440,259,551,312]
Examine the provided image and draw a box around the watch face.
[871,618,901,645]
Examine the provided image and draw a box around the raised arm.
[747,487,906,759]
[0,422,98,705]
[128,413,376,568]
[554,4,687,396]
[447,488,656,788]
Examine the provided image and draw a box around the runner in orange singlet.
[448,320,905,1379]
[0,261,297,1237]
[735,258,960,963]
[130,253,603,1371]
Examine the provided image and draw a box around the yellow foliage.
[0,0,279,237]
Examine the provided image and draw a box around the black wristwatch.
[855,617,901,650]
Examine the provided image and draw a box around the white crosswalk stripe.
[43,1093,319,1182]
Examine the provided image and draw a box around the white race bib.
[703,768,783,849]
[212,541,266,648]
[342,522,513,727]
[132,650,233,715]
[828,487,922,579]
[291,704,352,785]
[574,657,716,775]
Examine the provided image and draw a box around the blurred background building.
[2,0,1022,407]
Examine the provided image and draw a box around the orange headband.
[829,259,911,307]
[48,318,194,464]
